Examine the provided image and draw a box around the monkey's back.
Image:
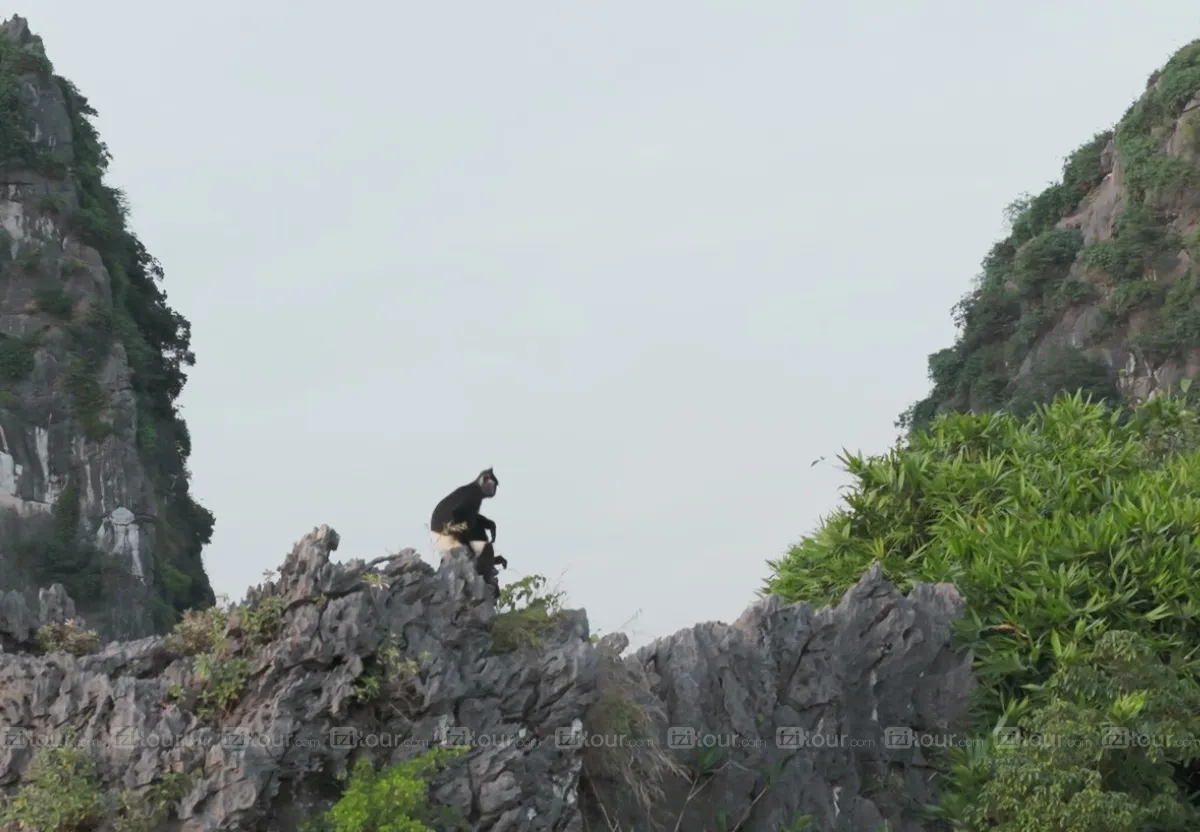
[430,483,482,533]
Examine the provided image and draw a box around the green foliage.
[0,745,107,831]
[240,593,287,645]
[1008,131,1113,246]
[0,744,190,832]
[490,574,567,654]
[899,134,1113,433]
[1053,276,1096,307]
[304,748,469,832]
[112,773,192,832]
[34,284,73,320]
[35,619,102,656]
[1012,228,1084,297]
[59,256,89,277]
[162,605,228,657]
[15,244,41,274]
[767,393,1200,824]
[48,64,214,619]
[1117,40,1200,202]
[63,360,111,440]
[351,635,422,705]
[935,631,1200,830]
[193,652,249,720]
[0,334,35,384]
[38,193,68,216]
[1079,203,1180,283]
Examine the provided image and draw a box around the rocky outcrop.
[582,564,972,832]
[0,14,214,640]
[0,526,971,831]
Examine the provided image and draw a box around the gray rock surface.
[581,563,973,832]
[0,526,601,831]
[0,528,971,831]
[0,14,215,641]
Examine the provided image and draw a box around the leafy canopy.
[764,391,1200,826]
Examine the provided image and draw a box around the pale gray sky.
[24,1,1200,647]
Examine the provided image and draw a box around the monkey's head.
[477,468,498,498]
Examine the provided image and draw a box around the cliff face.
[902,38,1200,428]
[0,16,214,638]
[0,528,972,832]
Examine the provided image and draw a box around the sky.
[20,1,1200,649]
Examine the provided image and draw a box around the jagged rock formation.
[902,38,1200,428]
[0,15,214,639]
[582,563,972,832]
[0,526,972,831]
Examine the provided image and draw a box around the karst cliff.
[0,527,973,831]
[0,15,214,640]
[902,36,1200,428]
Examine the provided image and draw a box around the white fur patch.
[431,531,459,553]
[431,532,488,562]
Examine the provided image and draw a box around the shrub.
[0,335,35,385]
[163,606,228,657]
[59,257,90,277]
[0,745,107,831]
[193,653,249,720]
[0,744,190,832]
[240,594,287,645]
[35,619,102,656]
[1079,203,1179,283]
[764,393,1200,823]
[303,747,469,832]
[1012,228,1084,297]
[936,630,1200,830]
[489,574,567,654]
[351,635,422,707]
[34,284,73,320]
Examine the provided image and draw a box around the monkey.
[430,469,506,591]
[461,515,507,595]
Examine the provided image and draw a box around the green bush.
[1012,228,1084,297]
[1079,203,1179,283]
[935,630,1200,831]
[34,284,74,320]
[0,744,189,832]
[304,748,469,832]
[765,393,1200,825]
[0,745,107,830]
[490,574,567,654]
[0,334,35,384]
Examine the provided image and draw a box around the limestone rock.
[0,530,971,831]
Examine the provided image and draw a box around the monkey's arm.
[477,514,497,542]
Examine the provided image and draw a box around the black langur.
[430,468,506,590]
[462,515,507,594]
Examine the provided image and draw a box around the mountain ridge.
[901,38,1200,428]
